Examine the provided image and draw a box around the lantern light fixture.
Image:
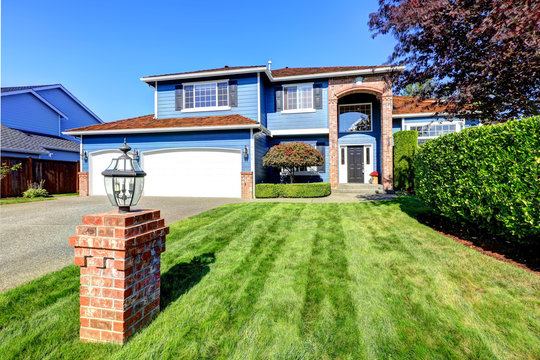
[243,145,249,158]
[101,139,146,213]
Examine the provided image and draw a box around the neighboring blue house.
[65,64,473,199]
[1,84,102,162]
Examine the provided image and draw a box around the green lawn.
[0,193,78,205]
[0,198,538,359]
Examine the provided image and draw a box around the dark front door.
[347,146,364,183]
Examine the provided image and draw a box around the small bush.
[393,130,418,190]
[254,184,282,198]
[414,116,539,242]
[255,183,331,198]
[23,180,49,198]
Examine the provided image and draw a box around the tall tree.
[370,0,540,122]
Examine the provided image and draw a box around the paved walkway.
[0,196,241,292]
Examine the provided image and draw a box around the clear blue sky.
[1,0,396,122]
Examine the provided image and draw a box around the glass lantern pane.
[131,177,145,206]
[104,176,117,206]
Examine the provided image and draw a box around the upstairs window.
[183,81,229,110]
[407,121,463,145]
[283,84,313,111]
[339,103,372,132]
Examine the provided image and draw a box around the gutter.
[393,112,449,118]
[141,67,268,84]
[266,65,405,82]
[63,123,270,136]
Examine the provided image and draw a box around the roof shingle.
[271,66,390,78]
[1,124,79,154]
[1,84,60,93]
[392,96,449,115]
[65,114,258,132]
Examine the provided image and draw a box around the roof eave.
[0,147,49,155]
[269,66,405,81]
[63,123,267,136]
[140,67,268,83]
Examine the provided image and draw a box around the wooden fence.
[1,157,79,197]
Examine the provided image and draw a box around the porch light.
[102,139,146,213]
[243,145,249,158]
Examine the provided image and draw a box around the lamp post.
[102,139,146,212]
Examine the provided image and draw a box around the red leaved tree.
[369,0,540,122]
[263,142,323,183]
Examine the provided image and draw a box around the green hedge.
[393,130,418,190]
[255,183,331,198]
[414,116,540,242]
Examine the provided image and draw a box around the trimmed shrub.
[255,184,281,198]
[255,183,331,198]
[414,116,540,242]
[393,130,418,190]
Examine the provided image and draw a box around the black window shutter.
[313,83,323,109]
[316,142,325,172]
[228,80,238,107]
[175,85,183,111]
[275,86,283,112]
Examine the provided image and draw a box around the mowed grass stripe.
[300,204,362,359]
[113,203,303,359]
[229,204,316,359]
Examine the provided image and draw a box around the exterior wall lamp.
[102,139,146,213]
[243,145,249,159]
[83,151,88,160]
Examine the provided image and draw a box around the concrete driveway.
[0,196,242,292]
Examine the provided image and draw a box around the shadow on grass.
[371,196,540,272]
[160,253,216,310]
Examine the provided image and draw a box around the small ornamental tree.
[263,142,324,183]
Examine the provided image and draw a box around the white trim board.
[64,123,269,136]
[270,128,329,136]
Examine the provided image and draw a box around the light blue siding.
[392,118,402,133]
[42,149,79,162]
[36,88,101,140]
[265,81,329,130]
[1,93,62,137]
[267,136,329,183]
[157,75,258,121]
[253,131,268,184]
[82,131,252,172]
[259,79,267,128]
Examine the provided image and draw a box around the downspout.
[154,81,158,119]
[250,128,255,197]
[80,135,84,171]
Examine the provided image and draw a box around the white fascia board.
[270,128,330,136]
[34,85,104,123]
[2,89,69,119]
[268,66,405,82]
[393,112,449,118]
[63,124,266,136]
[140,67,268,83]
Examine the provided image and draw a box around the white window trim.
[338,102,373,133]
[404,120,464,142]
[281,82,315,113]
[182,79,230,112]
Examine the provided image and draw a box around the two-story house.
[65,63,470,199]
[1,84,103,161]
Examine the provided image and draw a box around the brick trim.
[241,171,253,199]
[78,172,89,196]
[70,209,169,343]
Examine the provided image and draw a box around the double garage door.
[89,148,242,198]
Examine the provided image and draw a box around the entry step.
[333,183,385,194]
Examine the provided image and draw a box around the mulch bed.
[416,212,539,275]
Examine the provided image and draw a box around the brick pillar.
[381,95,394,190]
[241,171,253,199]
[69,209,169,343]
[329,98,339,189]
[78,172,89,196]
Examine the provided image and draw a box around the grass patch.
[0,198,538,359]
[0,193,78,205]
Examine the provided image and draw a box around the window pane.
[339,103,372,131]
[184,85,194,108]
[194,83,217,108]
[298,86,312,109]
[217,82,228,106]
[284,87,297,110]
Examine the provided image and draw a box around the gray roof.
[1,124,79,155]
[1,84,60,93]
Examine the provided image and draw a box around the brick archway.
[328,76,394,190]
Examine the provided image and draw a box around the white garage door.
[141,148,242,198]
[89,150,121,196]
